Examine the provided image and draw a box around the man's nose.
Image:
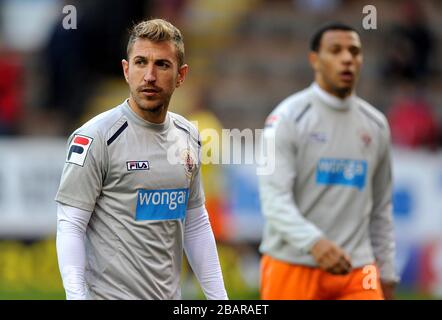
[341,50,353,64]
[144,65,156,83]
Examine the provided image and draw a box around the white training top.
[259,83,398,282]
[56,99,221,299]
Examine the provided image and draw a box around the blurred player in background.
[259,23,399,300]
[55,19,227,300]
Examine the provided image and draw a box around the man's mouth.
[339,71,354,82]
[139,87,161,97]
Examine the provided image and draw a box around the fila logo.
[67,134,93,166]
[127,161,150,171]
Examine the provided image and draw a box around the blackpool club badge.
[181,149,196,179]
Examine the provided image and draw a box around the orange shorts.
[260,254,384,300]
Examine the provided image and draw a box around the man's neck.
[128,97,168,124]
[312,82,355,110]
[315,79,353,99]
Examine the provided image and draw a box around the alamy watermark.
[62,4,378,31]
[166,121,276,176]
[59,3,377,177]
[362,5,377,30]
[362,265,378,290]
[62,5,77,30]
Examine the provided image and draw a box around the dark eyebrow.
[156,58,173,65]
[328,44,342,49]
[132,56,173,65]
[133,56,147,61]
[328,43,361,50]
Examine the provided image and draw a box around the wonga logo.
[135,188,188,221]
[67,134,93,166]
[316,158,367,190]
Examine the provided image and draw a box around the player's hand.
[310,238,352,275]
[381,280,396,300]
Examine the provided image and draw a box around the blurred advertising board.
[390,148,442,296]
[0,138,65,238]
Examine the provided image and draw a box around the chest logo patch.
[309,132,328,143]
[181,149,196,178]
[135,188,189,221]
[360,131,372,147]
[126,161,150,171]
[316,158,367,190]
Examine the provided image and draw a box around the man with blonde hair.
[55,19,228,300]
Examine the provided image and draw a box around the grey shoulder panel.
[295,103,312,123]
[170,115,201,147]
[107,121,128,146]
[358,104,385,129]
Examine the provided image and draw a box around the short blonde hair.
[127,19,185,66]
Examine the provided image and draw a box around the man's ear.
[176,64,189,88]
[122,59,129,83]
[309,52,319,72]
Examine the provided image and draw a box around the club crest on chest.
[181,149,196,179]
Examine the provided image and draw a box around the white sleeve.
[370,131,399,283]
[56,202,92,300]
[184,205,228,300]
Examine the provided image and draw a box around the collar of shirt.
[123,99,171,131]
[311,82,355,111]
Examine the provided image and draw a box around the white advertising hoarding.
[0,138,66,237]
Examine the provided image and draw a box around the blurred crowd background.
[0,0,441,299]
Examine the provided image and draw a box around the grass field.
[0,290,65,300]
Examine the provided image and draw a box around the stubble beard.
[334,85,353,98]
[335,74,359,98]
[328,77,355,99]
[133,91,168,115]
